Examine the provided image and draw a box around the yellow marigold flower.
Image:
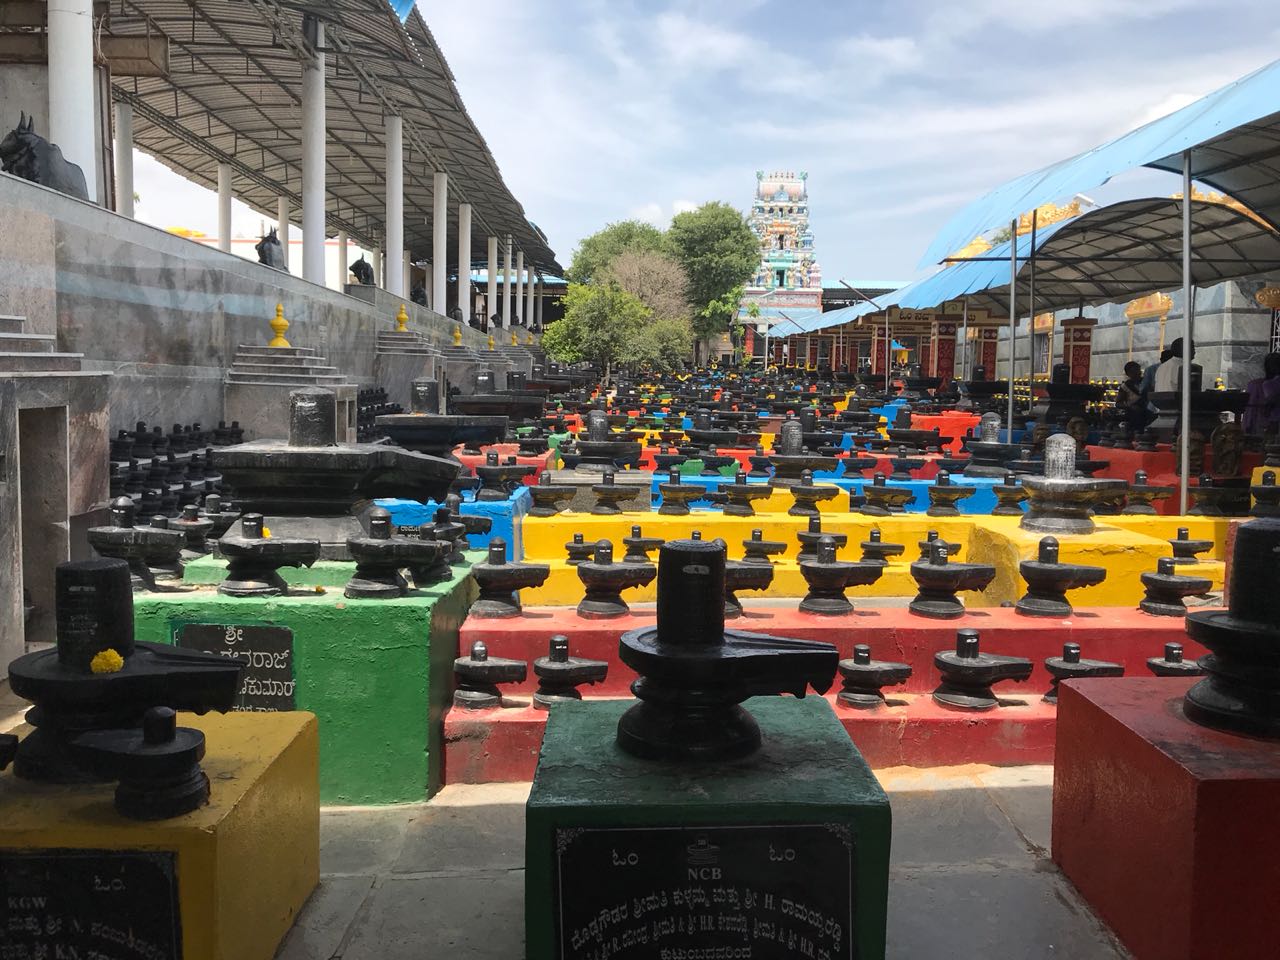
[90,648,125,674]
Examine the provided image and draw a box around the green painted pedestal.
[132,559,476,804]
[526,697,891,959]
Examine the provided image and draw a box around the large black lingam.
[1183,517,1280,737]
[217,387,460,558]
[571,409,643,472]
[1020,434,1126,535]
[962,413,1024,478]
[6,559,246,817]
[616,538,839,760]
[375,378,508,468]
[768,418,837,485]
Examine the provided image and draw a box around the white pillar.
[277,196,291,269]
[373,244,382,287]
[486,236,498,325]
[525,267,535,330]
[403,249,411,299]
[114,101,134,217]
[301,20,326,284]
[515,251,525,325]
[47,0,97,202]
[216,163,232,253]
[456,203,472,326]
[431,171,448,314]
[536,277,544,329]
[384,114,404,294]
[337,230,348,288]
[501,235,512,327]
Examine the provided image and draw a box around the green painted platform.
[133,560,477,804]
[525,697,891,959]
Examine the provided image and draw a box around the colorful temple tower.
[739,171,824,348]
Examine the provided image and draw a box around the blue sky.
[134,0,1280,282]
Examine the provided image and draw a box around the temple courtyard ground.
[277,767,1129,959]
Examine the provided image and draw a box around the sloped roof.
[105,0,560,273]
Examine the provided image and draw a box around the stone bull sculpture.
[0,112,90,201]
[255,227,286,269]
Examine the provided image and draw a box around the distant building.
[740,171,824,321]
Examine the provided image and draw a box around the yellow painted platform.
[0,711,319,960]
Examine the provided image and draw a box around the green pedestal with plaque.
[525,696,891,960]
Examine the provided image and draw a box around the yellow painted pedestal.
[0,711,319,960]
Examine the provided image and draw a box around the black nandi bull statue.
[0,113,90,201]
[255,227,286,269]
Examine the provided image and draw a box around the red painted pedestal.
[1052,677,1280,960]
[455,443,556,485]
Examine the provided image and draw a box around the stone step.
[231,352,334,369]
[233,345,323,359]
[0,351,82,371]
[229,361,342,377]
[0,314,26,332]
[225,370,348,386]
[376,346,439,356]
[0,332,55,353]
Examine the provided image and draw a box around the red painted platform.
[1086,445,1262,516]
[1052,677,1280,960]
[911,412,981,454]
[459,605,1207,700]
[442,692,1058,784]
[456,443,556,484]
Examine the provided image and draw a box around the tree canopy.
[667,201,758,333]
[539,281,650,384]
[599,248,690,324]
[564,219,667,285]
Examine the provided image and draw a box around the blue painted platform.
[378,485,531,560]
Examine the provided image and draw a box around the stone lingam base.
[1053,677,1280,960]
[131,556,477,804]
[525,697,890,960]
[545,467,653,513]
[0,711,318,960]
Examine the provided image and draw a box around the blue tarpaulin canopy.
[921,57,1280,267]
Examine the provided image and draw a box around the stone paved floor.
[277,765,1131,960]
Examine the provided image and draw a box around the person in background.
[1243,352,1280,435]
[1116,361,1147,433]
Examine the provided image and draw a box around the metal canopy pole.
[1027,210,1037,411]
[1180,151,1194,514]
[885,315,892,393]
[960,299,969,379]
[1007,218,1017,432]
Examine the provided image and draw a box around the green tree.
[565,220,668,284]
[540,281,650,387]
[667,202,758,329]
[599,248,691,323]
[633,316,695,371]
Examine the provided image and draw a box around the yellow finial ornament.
[396,304,409,332]
[526,331,535,345]
[488,334,495,350]
[511,330,519,346]
[268,303,291,347]
[452,325,462,346]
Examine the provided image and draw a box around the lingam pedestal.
[1014,537,1107,617]
[1020,434,1126,535]
[531,635,608,709]
[1139,558,1212,617]
[837,644,912,708]
[926,470,976,516]
[719,471,773,516]
[908,543,996,619]
[963,413,1024,478]
[799,537,884,615]
[468,539,551,617]
[575,542,655,618]
[768,418,838,485]
[932,628,1032,710]
[1123,470,1173,515]
[1043,643,1123,703]
[526,538,891,959]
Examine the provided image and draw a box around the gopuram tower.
[743,170,824,314]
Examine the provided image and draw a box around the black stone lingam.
[836,644,912,708]
[217,387,461,558]
[1168,527,1212,564]
[405,528,453,587]
[747,446,774,478]
[517,432,550,457]
[1250,470,1280,517]
[963,413,1024,478]
[860,528,905,566]
[1014,537,1107,617]
[926,470,976,516]
[616,538,838,761]
[1147,642,1204,677]
[787,468,840,517]
[532,635,609,709]
[429,505,469,565]
[200,493,239,539]
[345,507,443,599]
[1134,430,1159,452]
[888,446,927,481]
[589,468,636,515]
[658,468,702,516]
[916,529,962,561]
[170,503,214,560]
[724,559,774,617]
[528,470,575,517]
[719,470,773,517]
[742,528,786,564]
[1189,474,1250,517]
[564,532,593,565]
[1139,557,1212,617]
[622,525,663,564]
[453,640,527,710]
[217,514,320,597]
[575,541,655,619]
[859,473,914,516]
[768,419,838,486]
[698,448,736,476]
[6,558,245,817]
[652,447,689,472]
[573,409,643,471]
[475,450,534,501]
[990,473,1028,516]
[1042,642,1124,703]
[87,497,186,592]
[1123,469,1174,515]
[932,628,1033,710]
[1183,517,1280,736]
[799,536,884,615]
[1020,435,1126,535]
[909,542,996,619]
[796,515,848,562]
[468,538,551,617]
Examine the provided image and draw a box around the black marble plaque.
[177,623,295,711]
[555,823,855,960]
[0,848,181,957]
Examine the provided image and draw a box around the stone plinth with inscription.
[526,697,891,959]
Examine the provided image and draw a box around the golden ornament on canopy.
[1255,286,1280,311]
[1017,200,1081,235]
